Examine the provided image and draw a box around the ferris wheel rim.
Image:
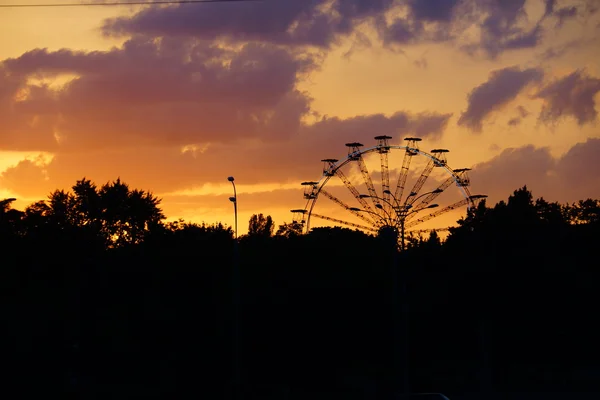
[302,144,475,235]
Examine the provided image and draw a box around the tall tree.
[98,178,165,247]
[248,213,274,238]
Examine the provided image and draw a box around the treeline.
[1,179,599,399]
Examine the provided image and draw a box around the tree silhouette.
[570,198,600,224]
[0,197,23,237]
[247,213,274,238]
[275,221,303,238]
[1,182,599,398]
[96,178,165,247]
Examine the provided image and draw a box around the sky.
[1,0,599,234]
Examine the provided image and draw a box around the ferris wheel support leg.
[389,237,410,397]
[391,239,400,397]
[401,272,410,397]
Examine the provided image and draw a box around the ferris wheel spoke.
[379,148,390,205]
[404,148,449,206]
[393,138,420,206]
[403,157,434,206]
[333,167,376,214]
[412,176,455,212]
[358,155,381,207]
[320,188,378,225]
[346,142,381,209]
[311,213,378,233]
[405,198,470,229]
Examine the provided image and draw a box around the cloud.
[1,38,318,152]
[556,138,600,199]
[458,66,544,132]
[507,105,530,126]
[101,0,397,48]
[378,0,573,58]
[0,66,61,152]
[406,0,461,22]
[535,69,600,126]
[96,0,600,61]
[0,109,452,200]
[473,1,545,59]
[0,158,50,198]
[470,138,600,203]
[544,0,598,27]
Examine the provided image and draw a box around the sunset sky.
[1,0,599,234]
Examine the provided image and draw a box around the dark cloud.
[406,0,461,22]
[458,66,544,132]
[545,0,598,28]
[554,6,578,27]
[472,0,545,58]
[380,0,558,58]
[470,138,600,204]
[377,0,466,46]
[97,0,599,60]
[101,0,397,48]
[535,69,600,126]
[0,38,317,151]
[544,0,556,15]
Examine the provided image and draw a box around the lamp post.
[228,176,238,239]
[227,176,241,398]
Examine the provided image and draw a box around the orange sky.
[1,0,599,234]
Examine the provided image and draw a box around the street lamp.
[228,176,238,239]
[227,176,241,398]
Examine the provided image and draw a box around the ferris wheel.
[291,136,487,249]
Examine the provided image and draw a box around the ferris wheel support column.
[400,218,406,252]
[401,261,410,397]
[391,250,410,397]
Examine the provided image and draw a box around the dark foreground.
[1,186,599,398]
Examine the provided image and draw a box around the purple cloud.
[101,0,396,48]
[97,0,598,60]
[470,138,600,203]
[406,0,461,22]
[0,38,317,151]
[535,69,600,126]
[458,66,544,132]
